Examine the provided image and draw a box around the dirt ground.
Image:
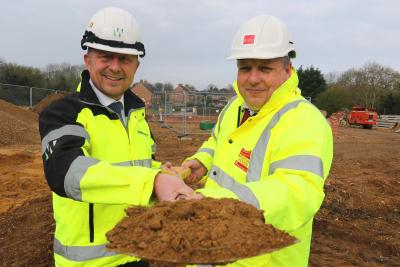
[310,127,400,266]
[0,100,399,266]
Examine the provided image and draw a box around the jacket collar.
[259,68,300,114]
[78,70,145,112]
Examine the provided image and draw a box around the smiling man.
[84,48,139,99]
[236,57,292,111]
[183,15,333,266]
[39,7,193,267]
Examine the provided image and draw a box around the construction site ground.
[0,98,399,266]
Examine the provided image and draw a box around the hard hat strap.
[81,31,146,57]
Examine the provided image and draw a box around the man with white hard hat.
[183,15,333,266]
[39,7,194,267]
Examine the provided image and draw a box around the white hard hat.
[81,7,145,57]
[227,15,296,60]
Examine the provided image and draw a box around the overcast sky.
[1,0,399,90]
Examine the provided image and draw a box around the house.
[168,84,200,105]
[131,80,159,107]
[199,87,236,108]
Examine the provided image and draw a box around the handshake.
[153,159,207,202]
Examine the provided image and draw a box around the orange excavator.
[347,106,378,129]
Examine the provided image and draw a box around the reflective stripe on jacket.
[39,70,161,267]
[189,69,333,267]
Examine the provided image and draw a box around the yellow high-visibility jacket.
[189,69,333,267]
[39,70,161,267]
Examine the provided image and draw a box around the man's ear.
[286,63,292,76]
[83,53,90,68]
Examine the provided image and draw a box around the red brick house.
[168,84,201,105]
[131,80,158,107]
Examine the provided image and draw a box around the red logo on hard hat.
[243,35,255,45]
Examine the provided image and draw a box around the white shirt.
[90,79,127,125]
[242,102,258,116]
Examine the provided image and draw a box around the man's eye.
[119,56,133,63]
[239,66,251,72]
[260,67,272,72]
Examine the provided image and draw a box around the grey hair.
[282,56,291,69]
[236,56,291,69]
[236,56,292,68]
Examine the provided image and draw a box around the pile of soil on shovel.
[107,198,296,265]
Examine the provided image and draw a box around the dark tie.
[240,108,251,125]
[108,101,123,118]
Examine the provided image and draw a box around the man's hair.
[282,56,291,69]
[236,56,291,68]
[86,47,139,61]
[87,47,93,54]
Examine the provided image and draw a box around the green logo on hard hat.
[114,27,124,37]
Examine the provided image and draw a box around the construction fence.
[0,83,233,136]
[3,83,400,135]
[0,83,61,108]
[145,92,233,136]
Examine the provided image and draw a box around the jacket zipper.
[237,106,242,128]
[89,203,94,243]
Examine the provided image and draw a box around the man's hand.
[185,192,204,200]
[181,159,207,184]
[154,173,194,201]
[159,162,191,180]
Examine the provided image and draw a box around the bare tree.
[44,63,84,91]
[336,62,400,109]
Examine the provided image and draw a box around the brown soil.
[310,127,400,266]
[0,99,40,145]
[107,198,296,265]
[0,100,399,266]
[0,195,53,267]
[0,145,47,214]
[149,121,206,165]
[32,93,68,114]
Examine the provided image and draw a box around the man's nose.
[248,68,261,84]
[108,57,122,72]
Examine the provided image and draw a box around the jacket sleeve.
[197,105,333,232]
[185,128,216,172]
[39,98,160,206]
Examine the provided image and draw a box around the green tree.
[154,82,164,92]
[297,66,327,102]
[315,85,353,115]
[163,82,174,91]
[379,90,400,114]
[0,63,46,87]
[206,83,218,92]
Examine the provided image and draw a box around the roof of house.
[132,80,160,93]
[176,83,198,93]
